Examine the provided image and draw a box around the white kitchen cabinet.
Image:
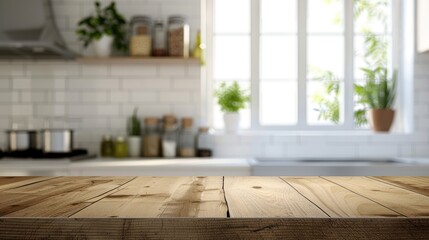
[418,0,429,53]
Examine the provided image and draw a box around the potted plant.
[76,1,127,57]
[356,67,397,132]
[127,108,142,157]
[214,81,250,133]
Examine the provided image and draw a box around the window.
[206,0,399,130]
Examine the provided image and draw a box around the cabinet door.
[418,0,429,53]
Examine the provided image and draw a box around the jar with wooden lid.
[143,117,160,157]
[178,117,196,157]
[196,127,214,157]
[167,15,190,57]
[129,16,153,56]
[162,123,178,158]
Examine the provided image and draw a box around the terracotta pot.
[369,109,395,132]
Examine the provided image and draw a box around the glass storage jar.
[162,123,178,158]
[100,135,114,157]
[178,118,195,157]
[153,19,166,56]
[167,15,190,57]
[196,127,214,157]
[114,136,128,158]
[129,16,153,56]
[143,117,161,157]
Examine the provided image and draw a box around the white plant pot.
[128,136,141,158]
[223,112,240,133]
[93,35,113,58]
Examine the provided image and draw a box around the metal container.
[41,129,73,153]
[6,130,38,151]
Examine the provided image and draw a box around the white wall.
[0,0,428,159]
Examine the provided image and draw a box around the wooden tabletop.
[1,176,429,239]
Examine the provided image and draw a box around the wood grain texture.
[282,177,400,217]
[1,218,429,240]
[72,176,227,218]
[373,177,429,197]
[0,177,133,217]
[0,177,56,192]
[224,177,328,217]
[324,177,429,217]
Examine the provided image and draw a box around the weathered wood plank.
[0,177,133,217]
[282,177,401,217]
[1,218,429,240]
[224,177,328,218]
[72,176,227,218]
[324,177,429,217]
[0,177,56,192]
[373,177,429,197]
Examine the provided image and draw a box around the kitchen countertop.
[0,176,428,239]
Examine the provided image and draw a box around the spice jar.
[129,16,153,56]
[100,135,114,157]
[178,118,196,157]
[143,117,161,157]
[196,127,214,157]
[162,123,178,158]
[167,15,190,58]
[114,136,128,158]
[153,19,166,56]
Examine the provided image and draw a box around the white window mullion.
[344,0,355,129]
[251,0,260,129]
[297,0,307,127]
[205,0,214,128]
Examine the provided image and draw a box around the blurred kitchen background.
[0,0,428,176]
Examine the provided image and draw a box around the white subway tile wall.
[0,0,428,159]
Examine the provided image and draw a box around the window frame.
[204,0,402,131]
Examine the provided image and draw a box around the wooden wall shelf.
[77,57,200,65]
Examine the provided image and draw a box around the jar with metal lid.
[196,127,214,157]
[178,118,195,157]
[129,16,153,56]
[114,136,128,158]
[162,123,178,158]
[100,135,114,157]
[153,19,166,56]
[167,15,190,58]
[143,117,161,157]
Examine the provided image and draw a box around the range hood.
[0,0,76,59]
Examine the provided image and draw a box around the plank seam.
[369,177,429,198]
[320,177,407,218]
[222,176,230,218]
[67,177,138,217]
[279,177,331,218]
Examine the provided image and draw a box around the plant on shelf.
[127,108,142,157]
[76,1,127,57]
[214,81,250,133]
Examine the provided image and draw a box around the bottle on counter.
[178,117,196,157]
[114,136,128,159]
[143,117,161,157]
[162,123,178,158]
[100,135,115,158]
[196,127,214,157]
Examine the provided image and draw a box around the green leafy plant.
[127,108,141,136]
[311,68,341,124]
[76,1,127,52]
[356,68,397,110]
[214,81,250,113]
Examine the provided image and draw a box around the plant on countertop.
[214,81,250,113]
[127,108,141,136]
[76,1,127,52]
